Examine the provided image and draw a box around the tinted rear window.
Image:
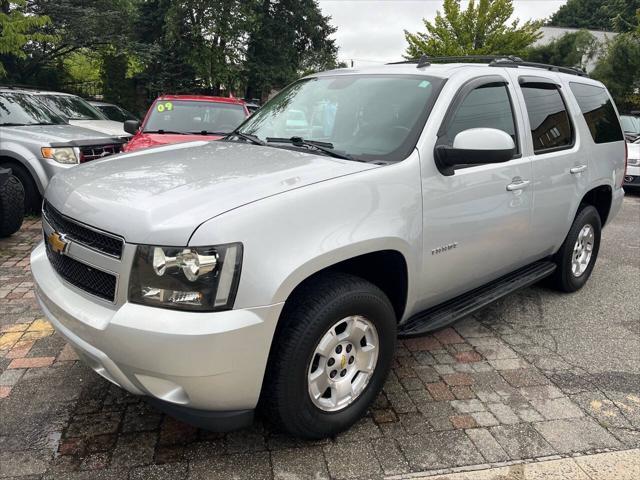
[521,83,573,153]
[569,83,623,144]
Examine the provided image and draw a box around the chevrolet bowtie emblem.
[47,231,69,255]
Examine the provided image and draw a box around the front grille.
[45,239,117,301]
[80,143,122,163]
[43,202,123,258]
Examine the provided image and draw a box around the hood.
[46,141,378,245]
[0,124,119,146]
[124,132,222,152]
[68,119,129,137]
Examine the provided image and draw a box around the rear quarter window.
[569,83,623,144]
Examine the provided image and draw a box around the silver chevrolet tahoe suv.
[30,58,626,439]
[0,88,125,212]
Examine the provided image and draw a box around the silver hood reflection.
[45,141,378,245]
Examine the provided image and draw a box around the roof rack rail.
[387,55,588,77]
[0,84,40,91]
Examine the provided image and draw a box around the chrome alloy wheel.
[307,315,379,412]
[571,224,595,277]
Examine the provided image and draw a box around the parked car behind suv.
[31,59,625,439]
[0,89,126,212]
[625,138,640,190]
[90,101,139,123]
[122,95,249,152]
[30,90,129,138]
[621,114,640,142]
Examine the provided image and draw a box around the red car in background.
[123,95,249,152]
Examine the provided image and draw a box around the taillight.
[621,141,628,187]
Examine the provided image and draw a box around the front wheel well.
[285,250,408,322]
[580,185,612,225]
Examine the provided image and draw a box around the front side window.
[442,82,518,152]
[38,94,106,121]
[521,83,573,153]
[0,92,67,126]
[238,74,445,162]
[570,83,624,144]
[144,101,247,134]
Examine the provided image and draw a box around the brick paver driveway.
[1,194,639,479]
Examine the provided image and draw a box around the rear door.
[507,73,588,257]
[567,81,626,200]
[418,73,534,309]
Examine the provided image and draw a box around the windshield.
[238,74,444,162]
[621,115,640,134]
[144,100,247,134]
[38,94,106,121]
[0,92,67,126]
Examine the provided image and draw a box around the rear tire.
[0,162,40,214]
[0,174,25,237]
[549,205,601,292]
[262,273,396,439]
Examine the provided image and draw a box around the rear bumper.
[31,242,283,419]
[608,186,625,225]
[624,165,640,189]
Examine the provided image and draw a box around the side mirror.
[435,128,516,176]
[124,120,141,135]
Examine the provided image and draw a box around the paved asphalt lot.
[0,194,638,479]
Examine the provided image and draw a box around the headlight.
[128,243,242,311]
[41,147,78,164]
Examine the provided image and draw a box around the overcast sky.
[317,0,569,66]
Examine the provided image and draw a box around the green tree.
[166,0,256,94]
[3,0,133,84]
[549,0,640,33]
[591,32,640,110]
[245,0,339,100]
[404,0,542,58]
[131,0,198,95]
[525,30,598,71]
[0,0,55,76]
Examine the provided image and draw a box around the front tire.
[262,273,396,439]
[0,162,40,214]
[549,205,601,292]
[0,174,25,237]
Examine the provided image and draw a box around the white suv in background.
[625,138,640,190]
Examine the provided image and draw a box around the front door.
[417,74,534,310]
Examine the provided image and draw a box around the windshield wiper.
[266,136,353,160]
[189,130,229,136]
[224,131,267,146]
[0,122,28,126]
[143,129,188,135]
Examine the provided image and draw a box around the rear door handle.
[570,165,587,174]
[506,179,530,191]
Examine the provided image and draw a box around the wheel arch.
[273,242,411,323]
[579,184,612,226]
[0,151,46,194]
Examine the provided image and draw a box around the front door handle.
[506,179,530,191]
[570,165,587,174]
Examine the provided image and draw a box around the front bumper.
[31,242,283,426]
